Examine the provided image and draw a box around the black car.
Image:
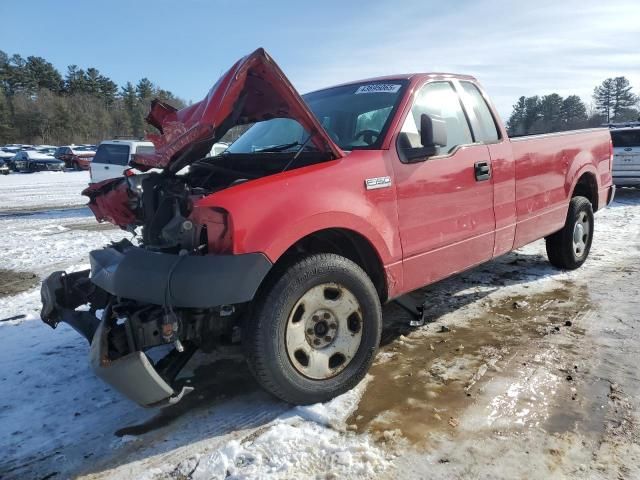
[0,158,9,175]
[12,151,65,173]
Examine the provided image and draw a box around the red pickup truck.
[41,49,614,408]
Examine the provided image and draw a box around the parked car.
[41,48,614,409]
[1,147,20,169]
[12,150,65,172]
[54,145,95,170]
[0,158,9,175]
[0,148,16,161]
[610,124,640,186]
[89,139,155,183]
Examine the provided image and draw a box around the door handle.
[474,161,491,181]
[105,166,109,169]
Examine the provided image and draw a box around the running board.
[393,295,428,327]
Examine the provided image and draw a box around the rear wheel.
[244,254,382,404]
[545,196,594,270]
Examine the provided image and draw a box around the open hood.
[134,48,344,171]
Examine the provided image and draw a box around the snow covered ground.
[0,170,90,213]
[1,173,639,479]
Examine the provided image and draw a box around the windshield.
[612,130,640,148]
[226,80,408,154]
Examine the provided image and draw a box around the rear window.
[133,145,155,154]
[93,144,130,165]
[611,130,640,148]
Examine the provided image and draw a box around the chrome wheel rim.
[285,282,363,380]
[572,211,590,258]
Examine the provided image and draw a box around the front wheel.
[244,253,382,404]
[545,196,594,270]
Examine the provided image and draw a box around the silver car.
[611,125,640,187]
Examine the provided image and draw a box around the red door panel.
[392,144,495,292]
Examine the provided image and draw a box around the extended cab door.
[392,81,495,292]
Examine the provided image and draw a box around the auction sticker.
[355,84,401,94]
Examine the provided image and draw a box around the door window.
[460,82,500,143]
[399,81,473,157]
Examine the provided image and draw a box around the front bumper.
[40,244,273,407]
[90,245,272,308]
[90,315,193,407]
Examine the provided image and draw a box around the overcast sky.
[1,0,639,120]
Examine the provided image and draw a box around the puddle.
[0,269,39,297]
[350,284,591,444]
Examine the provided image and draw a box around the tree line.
[0,51,186,145]
[507,76,639,136]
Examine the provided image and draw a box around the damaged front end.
[40,47,342,408]
[41,238,271,407]
[42,170,272,407]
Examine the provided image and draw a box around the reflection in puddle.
[351,284,592,444]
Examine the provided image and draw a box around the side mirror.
[398,114,448,163]
[420,113,447,149]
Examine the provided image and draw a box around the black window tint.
[611,130,640,147]
[461,82,500,143]
[400,81,473,155]
[93,144,130,165]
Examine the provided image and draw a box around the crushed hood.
[134,48,344,171]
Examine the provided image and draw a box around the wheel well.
[573,173,598,211]
[273,228,388,303]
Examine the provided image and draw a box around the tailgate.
[611,130,640,171]
[613,147,640,171]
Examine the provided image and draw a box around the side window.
[399,81,473,156]
[460,82,500,143]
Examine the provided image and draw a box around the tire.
[244,253,382,404]
[545,196,594,270]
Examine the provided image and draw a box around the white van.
[611,125,640,187]
[90,139,155,183]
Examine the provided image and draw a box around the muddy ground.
[0,269,39,298]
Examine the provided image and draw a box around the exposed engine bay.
[45,150,330,404]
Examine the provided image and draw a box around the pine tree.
[593,78,615,122]
[136,78,154,101]
[524,96,542,133]
[0,86,14,143]
[561,95,588,130]
[25,56,63,93]
[539,94,563,133]
[507,96,527,135]
[611,76,637,121]
[65,65,88,95]
[122,82,145,137]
